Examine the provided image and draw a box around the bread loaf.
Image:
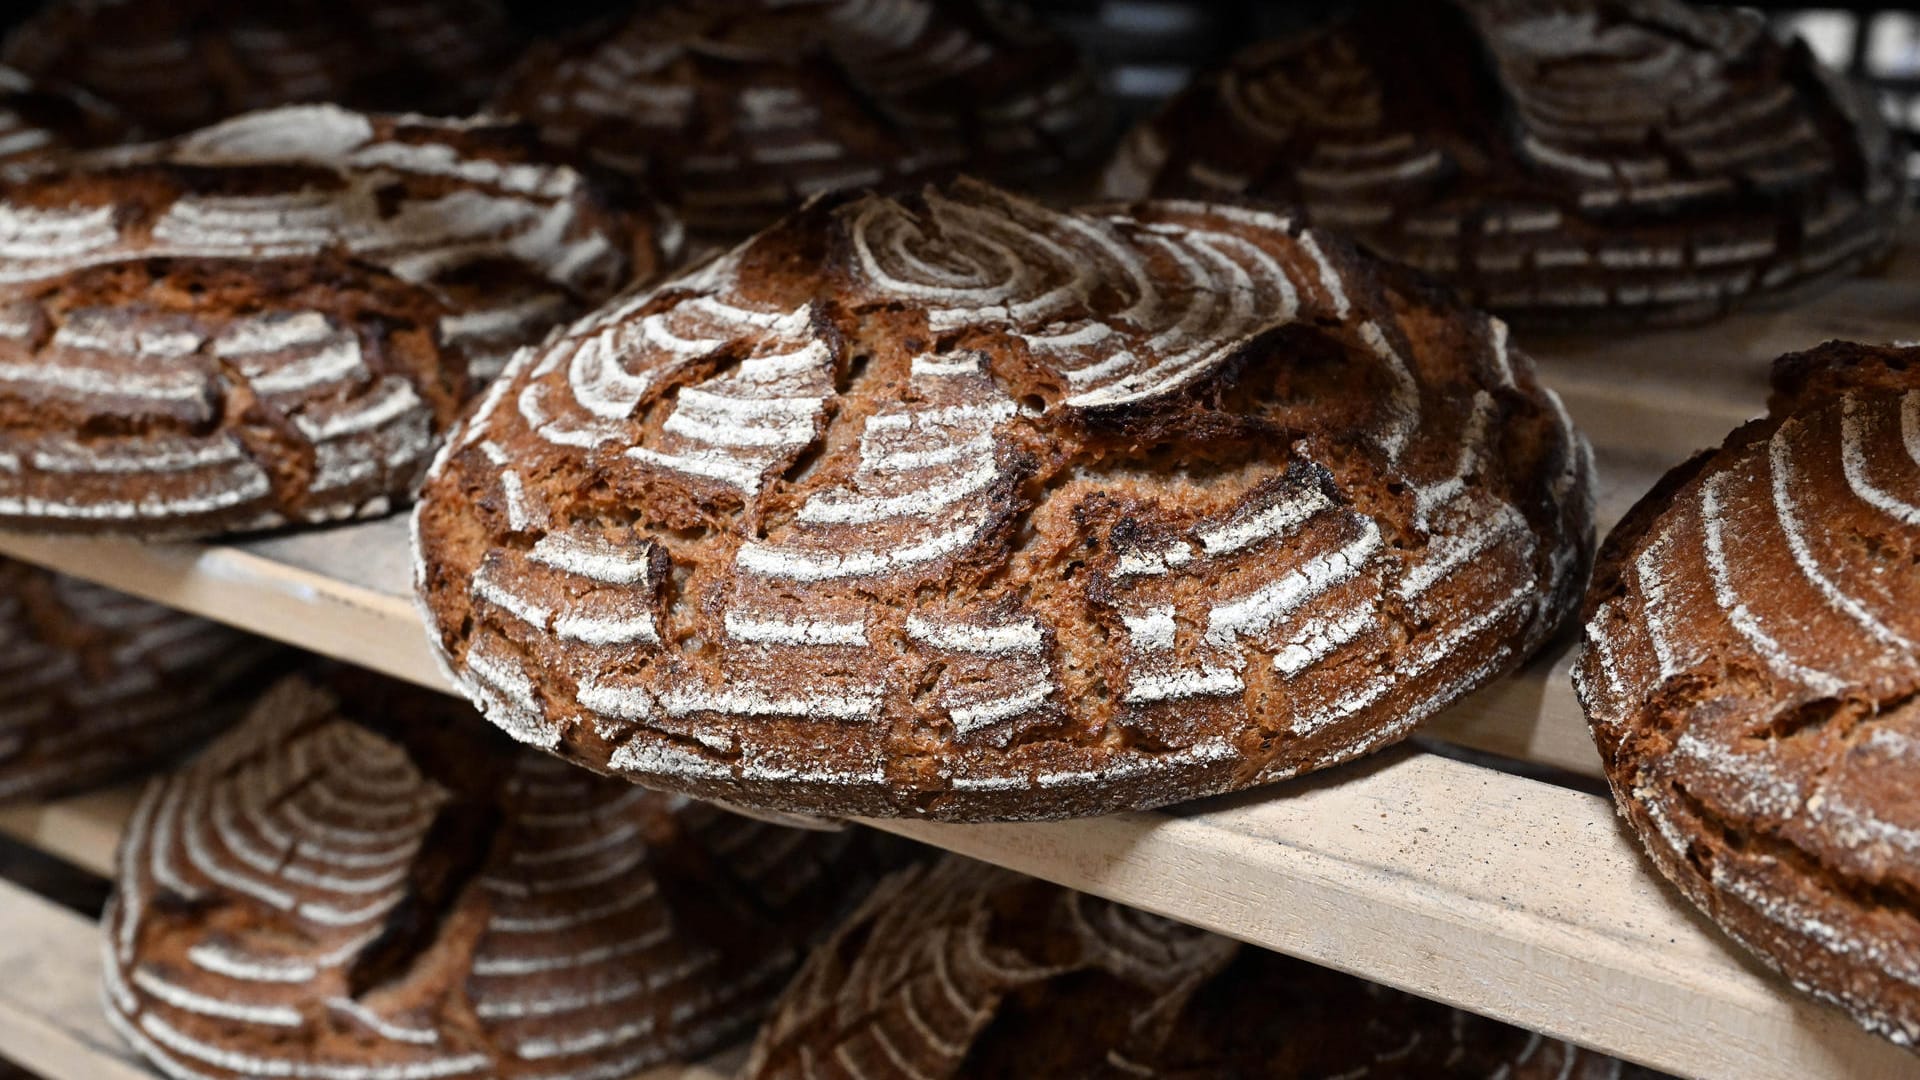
[26,105,679,378]
[0,64,126,163]
[0,256,466,536]
[0,559,279,801]
[412,177,1594,821]
[745,854,1664,1078]
[105,672,904,1079]
[1576,342,1920,1045]
[3,0,513,134]
[493,0,1111,236]
[1102,0,1908,328]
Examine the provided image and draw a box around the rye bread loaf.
[0,255,467,536]
[0,64,127,163]
[1100,0,1908,329]
[1576,342,1920,1046]
[745,854,1664,1078]
[16,105,679,379]
[105,671,904,1080]
[492,0,1112,236]
[2,0,513,135]
[411,177,1596,821]
[0,559,280,802]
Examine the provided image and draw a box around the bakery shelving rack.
[0,232,1916,1080]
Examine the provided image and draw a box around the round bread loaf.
[1101,0,1908,328]
[0,64,127,163]
[2,0,512,134]
[0,560,279,801]
[492,0,1112,236]
[14,104,679,379]
[105,672,903,1080]
[745,854,1663,1078]
[412,177,1595,821]
[1576,342,1920,1045]
[0,256,467,536]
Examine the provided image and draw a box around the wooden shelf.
[5,238,1918,1080]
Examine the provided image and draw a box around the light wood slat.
[0,878,150,1080]
[0,786,136,878]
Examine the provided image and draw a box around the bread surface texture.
[413,177,1595,820]
[1577,341,1920,1044]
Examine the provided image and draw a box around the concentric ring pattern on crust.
[2,0,513,134]
[1100,0,1908,328]
[493,0,1111,236]
[0,559,280,802]
[745,854,1663,1078]
[1575,343,1920,1045]
[105,673,902,1080]
[15,104,679,379]
[413,177,1595,821]
[0,256,466,536]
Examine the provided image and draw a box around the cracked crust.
[492,0,1113,237]
[0,256,466,537]
[413,177,1596,821]
[1575,342,1920,1045]
[1100,0,1909,329]
[0,559,281,802]
[104,671,906,1080]
[745,854,1663,1078]
[2,0,513,134]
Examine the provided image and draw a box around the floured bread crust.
[0,560,280,802]
[1102,0,1908,328]
[2,0,513,134]
[414,177,1595,821]
[745,855,1663,1078]
[1578,342,1920,1046]
[493,0,1112,236]
[0,256,465,536]
[105,672,903,1080]
[11,105,680,379]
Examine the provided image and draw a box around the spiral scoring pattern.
[5,104,676,379]
[0,560,277,802]
[744,855,1656,1079]
[494,0,1110,235]
[106,674,894,1080]
[414,176,1594,821]
[2,0,513,134]
[1101,0,1907,326]
[1577,344,1920,1046]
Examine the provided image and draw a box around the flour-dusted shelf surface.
[4,236,1918,1080]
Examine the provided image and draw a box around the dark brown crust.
[746,855,1663,1078]
[0,64,129,163]
[0,255,467,538]
[492,0,1113,236]
[1575,341,1920,1046]
[412,177,1595,821]
[1102,0,1908,329]
[0,559,282,802]
[2,0,513,134]
[104,671,909,1080]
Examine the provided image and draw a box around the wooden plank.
[877,748,1920,1080]
[0,878,151,1080]
[0,787,136,879]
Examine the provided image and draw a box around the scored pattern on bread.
[1101,0,1907,327]
[1576,343,1920,1045]
[744,855,1661,1078]
[0,64,127,164]
[493,0,1111,235]
[0,560,279,802]
[0,257,467,536]
[105,673,902,1080]
[2,0,513,135]
[413,177,1595,821]
[3,104,678,380]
